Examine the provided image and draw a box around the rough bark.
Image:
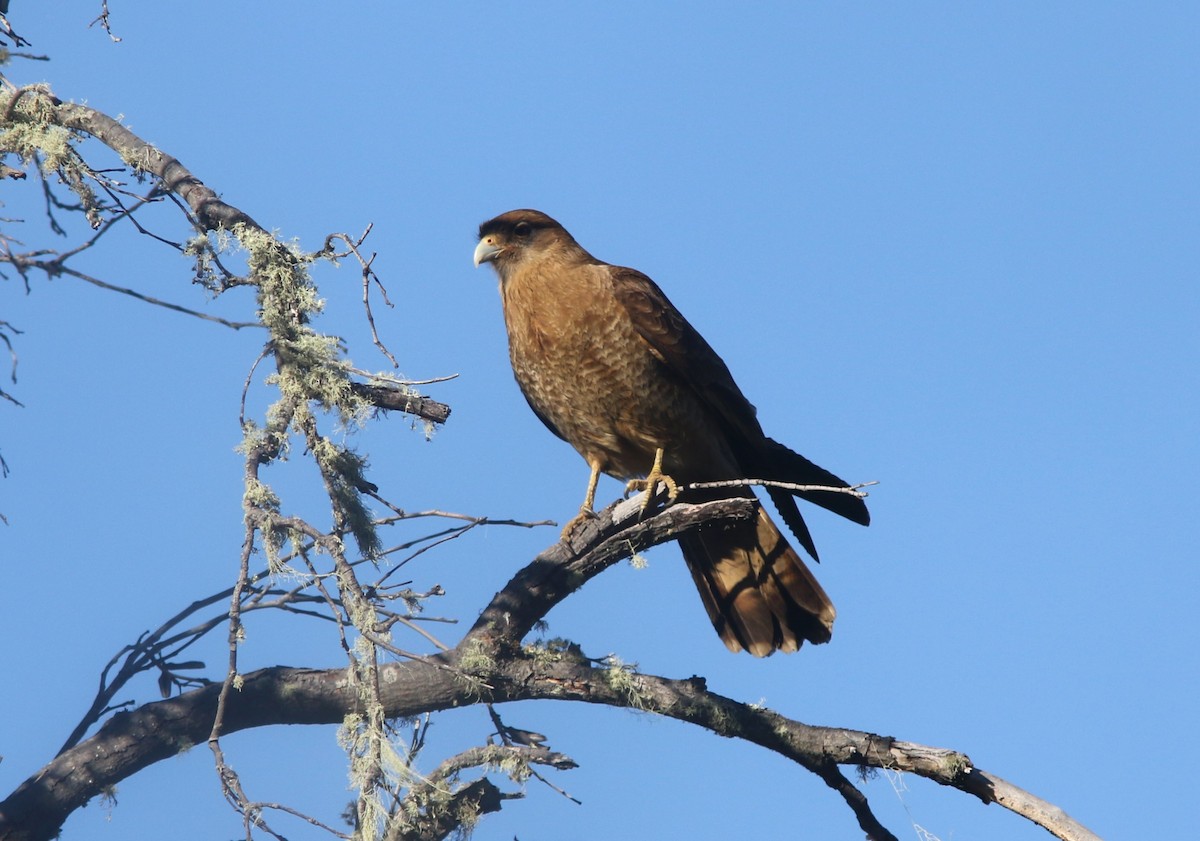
[0,497,1100,841]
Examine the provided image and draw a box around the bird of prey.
[474,209,869,656]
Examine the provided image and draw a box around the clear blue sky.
[3,3,1196,839]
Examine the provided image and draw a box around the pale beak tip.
[473,239,500,267]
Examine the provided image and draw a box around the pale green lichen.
[234,222,381,561]
[241,477,280,510]
[628,544,649,569]
[454,639,497,702]
[182,233,221,291]
[309,436,380,560]
[944,752,972,779]
[601,655,648,710]
[458,639,497,677]
[115,139,157,178]
[0,86,105,226]
[523,637,579,666]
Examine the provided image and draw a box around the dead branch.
[685,477,877,498]
[0,499,1101,841]
[349,381,451,425]
[1,88,452,428]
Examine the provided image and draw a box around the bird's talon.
[560,506,598,542]
[627,448,679,513]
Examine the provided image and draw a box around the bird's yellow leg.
[561,458,603,541]
[625,447,680,513]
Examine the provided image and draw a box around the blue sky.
[2,3,1196,839]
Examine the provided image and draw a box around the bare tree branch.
[1,87,452,427]
[349,382,451,426]
[0,499,1102,841]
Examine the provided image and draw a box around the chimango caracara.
[474,209,869,656]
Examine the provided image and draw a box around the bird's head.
[473,209,586,277]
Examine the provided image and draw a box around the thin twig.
[684,478,877,497]
[240,802,350,840]
[53,264,261,328]
[88,0,122,42]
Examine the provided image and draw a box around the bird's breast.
[500,266,730,480]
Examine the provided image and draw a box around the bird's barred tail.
[678,502,835,656]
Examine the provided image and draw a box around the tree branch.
[49,99,263,233]
[0,499,1101,841]
[349,381,451,426]
[467,494,757,648]
[2,89,452,428]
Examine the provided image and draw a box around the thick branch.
[0,500,1099,841]
[51,100,262,232]
[7,92,452,429]
[467,495,757,646]
[0,500,738,841]
[0,646,1100,841]
[0,662,460,841]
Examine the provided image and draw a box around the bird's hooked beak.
[473,236,501,267]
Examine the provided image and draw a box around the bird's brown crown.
[476,208,563,242]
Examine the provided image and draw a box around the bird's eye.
[513,221,532,238]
